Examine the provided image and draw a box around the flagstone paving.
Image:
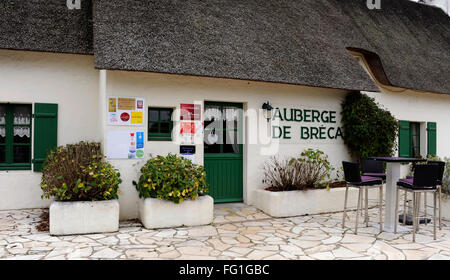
[1,203,450,260]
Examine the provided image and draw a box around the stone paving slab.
[1,204,450,260]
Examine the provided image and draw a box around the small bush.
[296,148,335,188]
[133,153,208,204]
[263,157,304,191]
[263,149,336,191]
[41,142,121,201]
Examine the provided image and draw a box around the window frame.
[0,103,32,171]
[148,107,173,141]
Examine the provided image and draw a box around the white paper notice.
[106,130,145,159]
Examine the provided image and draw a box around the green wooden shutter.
[427,122,437,156]
[33,103,58,172]
[398,120,410,157]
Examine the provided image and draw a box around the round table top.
[368,157,427,163]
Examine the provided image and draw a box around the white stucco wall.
[0,50,100,210]
[105,70,353,219]
[364,89,450,159]
[106,70,450,219]
[1,51,449,220]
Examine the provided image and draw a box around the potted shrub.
[41,142,122,235]
[253,149,377,217]
[133,153,213,229]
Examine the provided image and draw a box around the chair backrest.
[342,161,361,183]
[361,159,384,174]
[428,161,445,184]
[413,164,439,188]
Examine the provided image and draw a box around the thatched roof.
[92,0,450,94]
[1,0,449,94]
[0,0,93,54]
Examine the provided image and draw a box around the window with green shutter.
[427,122,437,156]
[0,104,32,170]
[148,108,173,141]
[399,120,428,158]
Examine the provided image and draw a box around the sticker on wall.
[108,96,145,126]
[106,130,145,159]
[180,104,201,121]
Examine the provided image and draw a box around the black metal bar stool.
[395,164,440,242]
[342,161,384,234]
[361,159,386,224]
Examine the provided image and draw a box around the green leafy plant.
[133,153,208,204]
[40,142,121,201]
[263,149,337,191]
[341,92,399,161]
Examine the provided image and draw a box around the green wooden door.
[204,102,243,203]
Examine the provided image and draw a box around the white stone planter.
[139,195,214,229]
[49,200,119,235]
[253,187,380,218]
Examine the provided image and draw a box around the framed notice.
[108,96,145,126]
[106,130,145,159]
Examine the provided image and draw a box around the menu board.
[106,130,145,159]
[108,97,145,126]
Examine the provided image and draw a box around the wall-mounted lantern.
[262,102,273,122]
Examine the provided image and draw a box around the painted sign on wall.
[271,107,343,140]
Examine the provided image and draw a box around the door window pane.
[204,106,221,122]
[0,105,5,125]
[13,145,30,163]
[204,104,242,154]
[223,130,240,153]
[0,126,5,144]
[0,146,5,163]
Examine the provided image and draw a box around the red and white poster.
[180,122,195,144]
[180,104,201,121]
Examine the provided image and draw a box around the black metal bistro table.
[368,157,427,232]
